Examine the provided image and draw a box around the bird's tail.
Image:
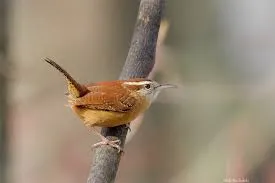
[44,58,89,98]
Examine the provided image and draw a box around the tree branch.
[87,0,165,182]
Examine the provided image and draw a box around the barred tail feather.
[44,58,89,98]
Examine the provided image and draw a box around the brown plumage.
[45,58,89,98]
[70,80,150,127]
[44,58,150,127]
[44,58,175,152]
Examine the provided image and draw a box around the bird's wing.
[71,85,137,112]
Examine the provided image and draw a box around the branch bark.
[87,0,165,182]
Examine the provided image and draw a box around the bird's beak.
[157,84,177,90]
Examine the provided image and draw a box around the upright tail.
[44,58,89,98]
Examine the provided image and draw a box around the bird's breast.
[71,98,150,127]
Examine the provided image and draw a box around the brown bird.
[44,58,175,152]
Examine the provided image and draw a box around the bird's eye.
[144,84,151,89]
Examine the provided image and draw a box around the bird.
[44,58,176,152]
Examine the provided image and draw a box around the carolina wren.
[44,58,175,152]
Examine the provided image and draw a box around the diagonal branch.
[87,0,165,183]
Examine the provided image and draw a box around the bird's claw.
[92,139,123,153]
[125,124,131,132]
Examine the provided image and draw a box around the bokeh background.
[1,0,275,183]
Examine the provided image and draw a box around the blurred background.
[1,0,275,183]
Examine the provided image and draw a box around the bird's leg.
[90,127,123,153]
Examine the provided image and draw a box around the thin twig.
[87,0,165,182]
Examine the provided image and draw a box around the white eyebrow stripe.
[124,81,151,85]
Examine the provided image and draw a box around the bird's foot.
[92,139,123,153]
